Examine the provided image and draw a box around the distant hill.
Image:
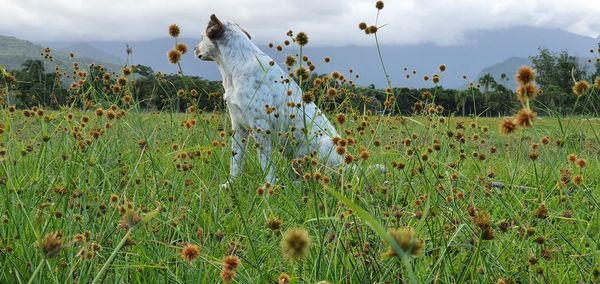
[33,26,599,88]
[474,57,531,90]
[0,35,120,73]
[52,42,123,65]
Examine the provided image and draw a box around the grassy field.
[0,106,598,283]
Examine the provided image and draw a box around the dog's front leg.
[255,133,277,185]
[221,125,248,189]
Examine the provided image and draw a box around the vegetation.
[0,1,599,283]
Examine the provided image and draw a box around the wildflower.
[117,77,127,86]
[223,255,240,270]
[41,231,63,258]
[572,175,582,185]
[515,66,535,85]
[278,273,291,284]
[118,209,141,230]
[383,227,424,257]
[375,0,384,9]
[220,268,236,282]
[514,109,536,127]
[576,158,587,168]
[267,218,282,232]
[176,43,188,54]
[295,32,309,46]
[595,76,600,89]
[516,83,538,102]
[285,55,296,67]
[327,88,338,97]
[439,64,446,72]
[572,80,590,97]
[181,243,201,261]
[421,91,432,100]
[360,149,369,160]
[358,22,367,30]
[281,227,311,260]
[500,119,517,135]
[295,67,309,81]
[168,49,182,64]
[472,212,494,240]
[534,203,548,219]
[336,113,346,124]
[366,25,378,34]
[168,24,181,37]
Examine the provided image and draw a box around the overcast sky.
[1,0,599,46]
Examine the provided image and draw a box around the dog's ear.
[207,14,225,39]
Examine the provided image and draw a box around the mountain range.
[0,35,120,74]
[2,26,598,89]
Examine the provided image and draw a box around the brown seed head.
[41,231,64,258]
[573,80,590,97]
[168,24,181,37]
[181,243,201,261]
[281,227,311,260]
[516,66,535,85]
[168,49,182,64]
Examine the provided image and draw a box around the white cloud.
[0,0,598,45]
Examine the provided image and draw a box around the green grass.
[0,107,598,283]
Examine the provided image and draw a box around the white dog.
[195,14,353,187]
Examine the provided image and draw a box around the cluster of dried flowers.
[500,66,540,134]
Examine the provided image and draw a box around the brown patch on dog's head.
[207,14,225,39]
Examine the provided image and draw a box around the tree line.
[2,47,599,116]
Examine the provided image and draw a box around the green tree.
[478,73,496,94]
[21,59,45,82]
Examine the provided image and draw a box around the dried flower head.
[572,80,590,97]
[336,113,346,124]
[383,227,424,257]
[118,209,141,230]
[366,25,378,34]
[295,32,309,46]
[516,66,535,85]
[281,227,311,260]
[514,108,537,127]
[223,255,240,270]
[41,231,64,258]
[181,243,201,261]
[516,83,538,102]
[168,49,182,64]
[168,24,181,37]
[500,119,517,135]
[220,268,236,282]
[278,273,291,284]
[176,43,188,54]
[375,1,384,9]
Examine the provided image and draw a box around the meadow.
[1,1,600,283]
[0,106,599,283]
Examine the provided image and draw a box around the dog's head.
[194,14,252,61]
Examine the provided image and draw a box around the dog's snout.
[194,47,202,59]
